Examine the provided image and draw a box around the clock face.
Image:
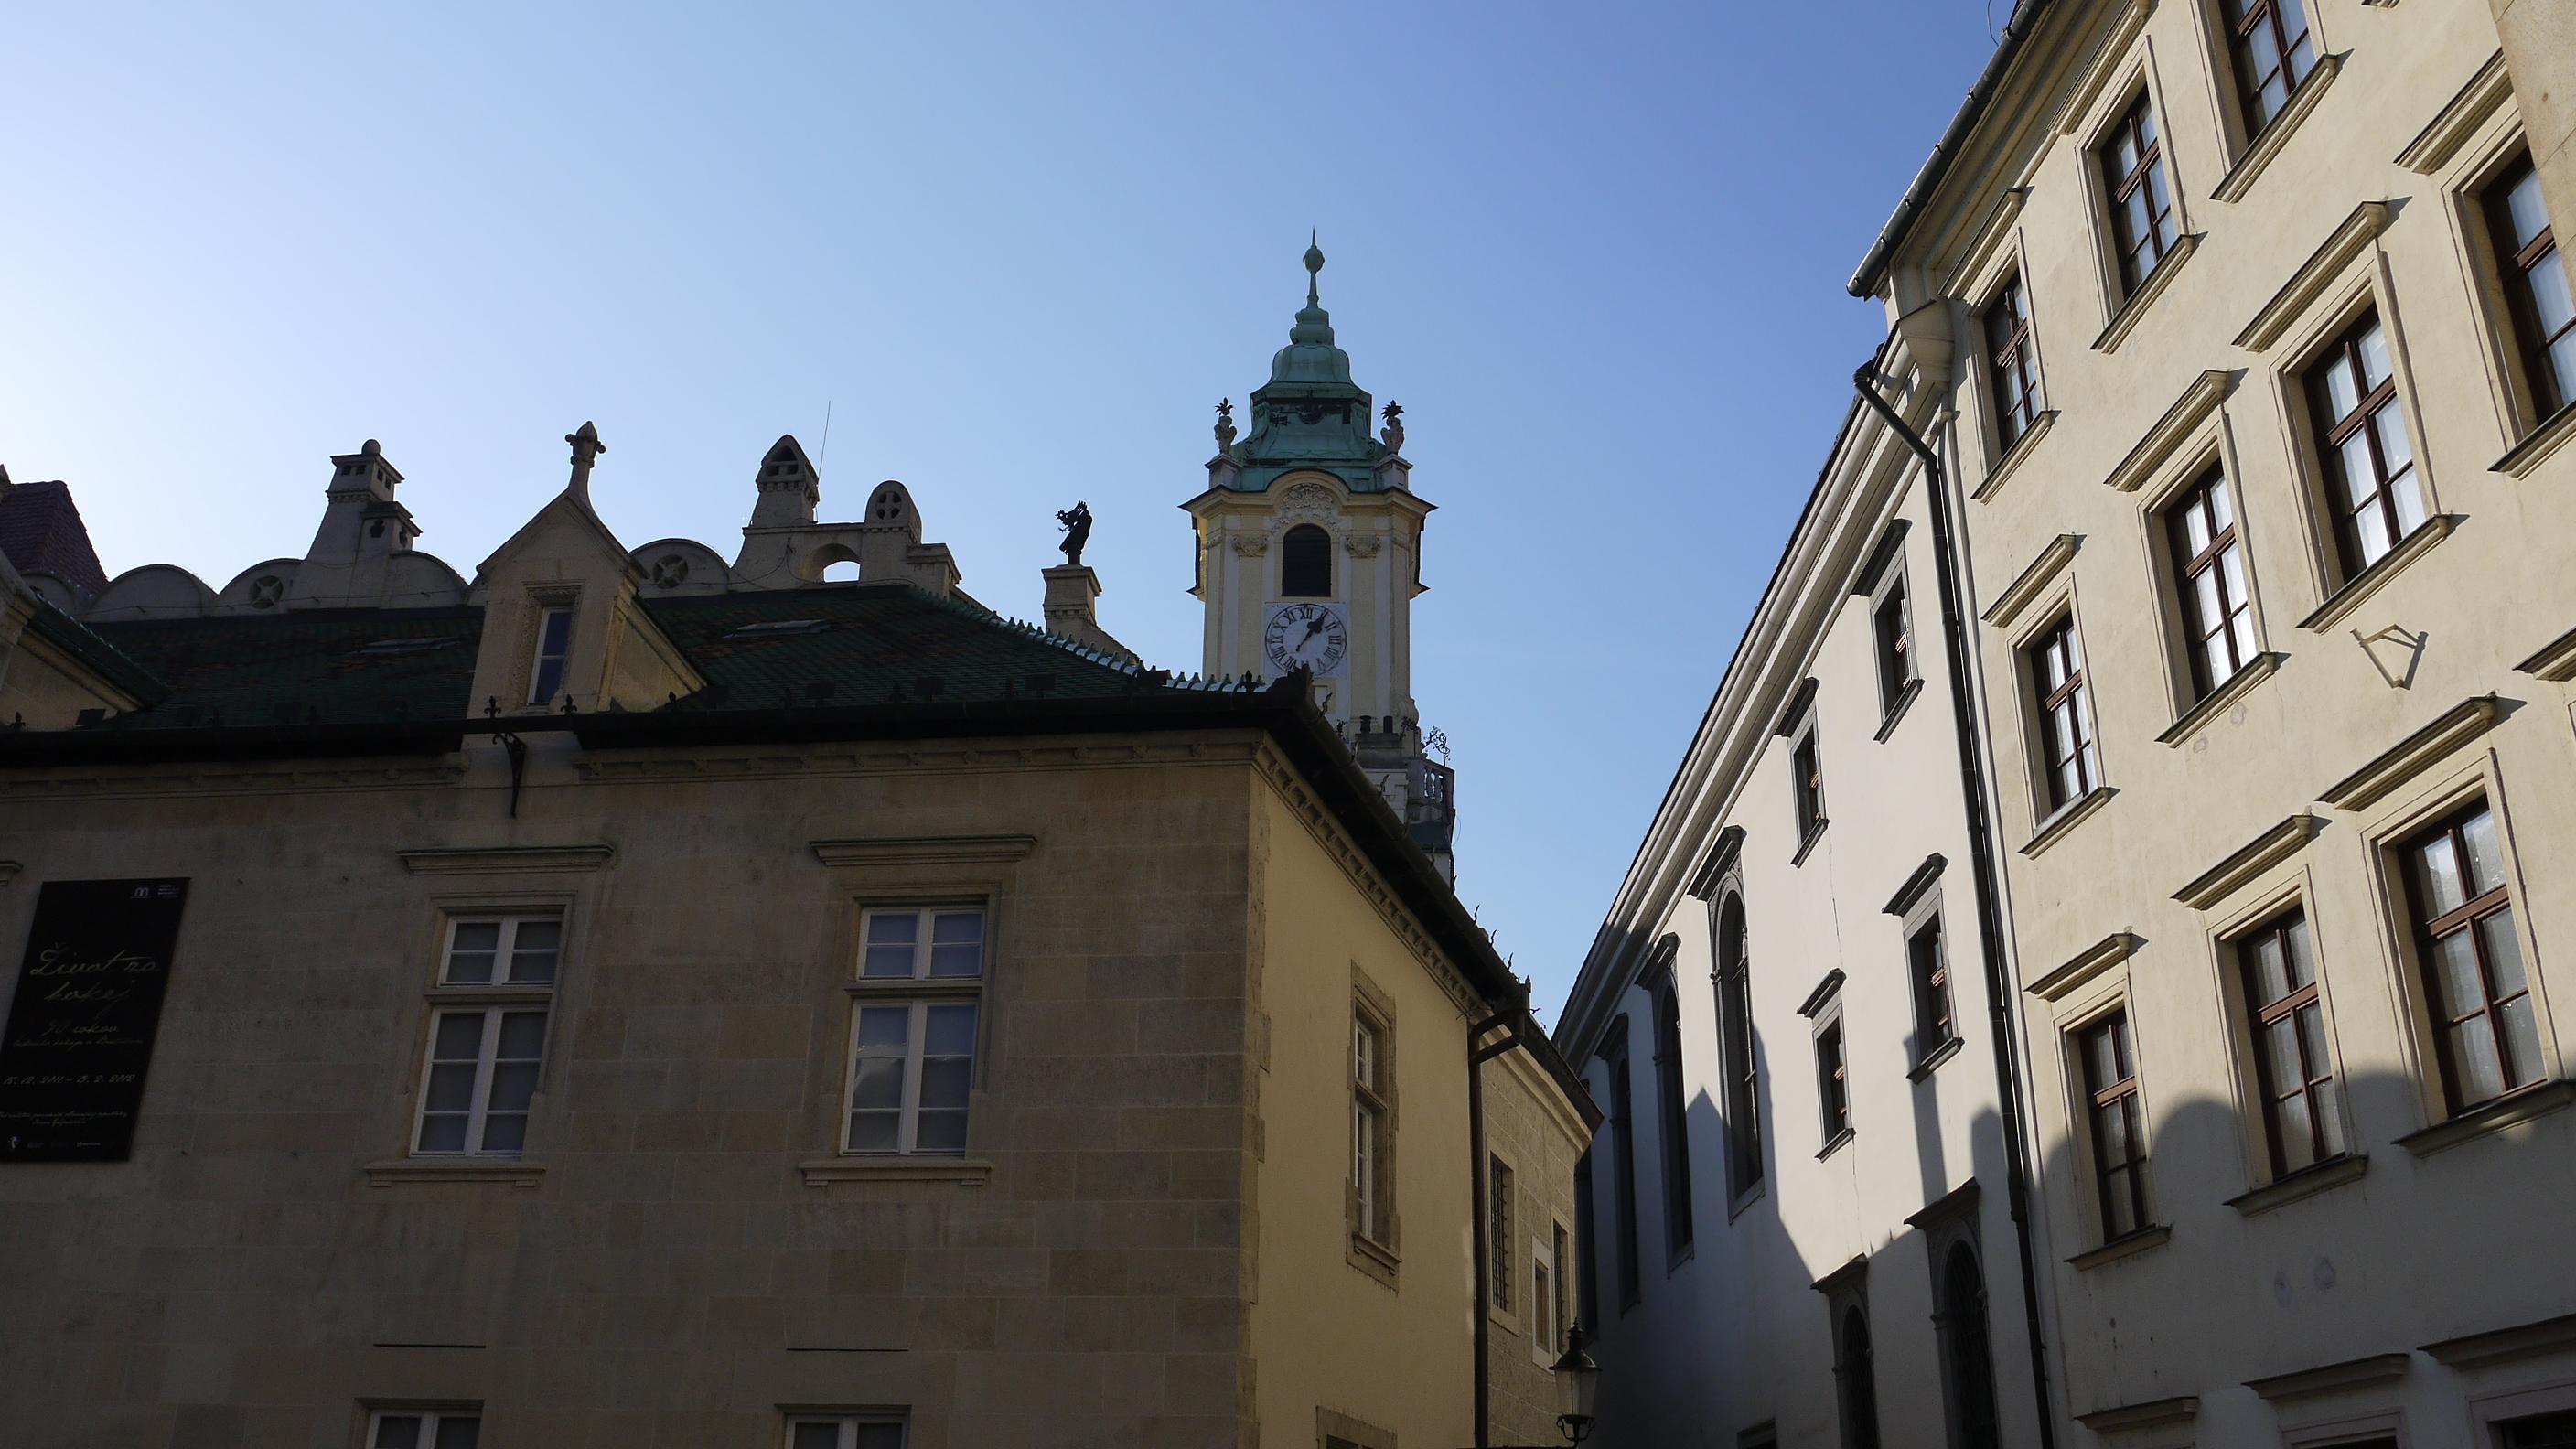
[1264,601,1348,676]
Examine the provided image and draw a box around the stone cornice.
[1252,737,1484,1021]
[575,737,1262,786]
[2233,203,2389,351]
[2243,1351,2409,1403]
[2172,813,2322,909]
[1982,535,2083,633]
[810,835,1037,867]
[2396,50,2511,175]
[0,761,467,802]
[400,845,615,875]
[2103,370,2234,493]
[2317,695,2501,810]
[2026,930,2141,1003]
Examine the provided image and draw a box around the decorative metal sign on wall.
[0,878,190,1161]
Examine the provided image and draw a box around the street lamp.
[1551,1322,1601,1443]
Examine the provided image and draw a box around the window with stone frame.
[2099,92,2181,297]
[2233,907,2347,1175]
[2220,0,2316,136]
[1835,1301,1884,1449]
[1713,893,1764,1198]
[2027,617,2099,812]
[1489,1154,1515,1313]
[1350,984,1398,1256]
[2163,467,2259,699]
[1908,915,1957,1062]
[788,1416,906,1449]
[370,1409,481,1448]
[414,913,561,1156]
[526,604,574,705]
[1937,1242,2002,1449]
[1984,271,2043,448]
[1651,962,1696,1254]
[2077,1010,2152,1240]
[2397,800,2541,1111]
[847,906,985,1155]
[2500,1409,2576,1449]
[1791,727,1827,849]
[1814,1015,1852,1148]
[1605,1026,1642,1309]
[1873,578,1917,719]
[1573,1151,1601,1331]
[2484,152,2576,421]
[1540,1220,1571,1355]
[2305,312,2427,578]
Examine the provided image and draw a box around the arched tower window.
[1715,893,1762,1198]
[1838,1305,1883,1449]
[1281,524,1333,597]
[1941,1243,2002,1449]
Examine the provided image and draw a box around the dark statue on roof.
[1215,399,1238,452]
[1055,501,1092,566]
[1379,401,1404,455]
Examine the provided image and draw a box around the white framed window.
[787,1415,906,1449]
[527,605,574,705]
[1353,1013,1389,1240]
[413,912,560,1157]
[1531,1222,1567,1364]
[369,1408,480,1448]
[845,907,984,1155]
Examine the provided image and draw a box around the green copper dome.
[1224,237,1391,492]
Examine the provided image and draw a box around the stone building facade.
[0,271,1592,1447]
[1552,4,2576,1449]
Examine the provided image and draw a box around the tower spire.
[1291,234,1335,347]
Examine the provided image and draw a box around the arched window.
[1715,893,1762,1197]
[1281,524,1333,597]
[1652,955,1695,1254]
[1838,1305,1883,1449]
[1942,1243,2002,1449]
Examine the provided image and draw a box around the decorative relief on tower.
[1343,537,1383,558]
[1230,534,1270,557]
[1276,480,1340,527]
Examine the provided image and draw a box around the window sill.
[364,1158,546,1188]
[2397,1079,2576,1159]
[2156,651,2286,747]
[1874,679,1925,742]
[2298,515,2460,634]
[2020,786,2117,859]
[1974,410,2059,502]
[1726,1180,1766,1224]
[2093,234,2203,354]
[2211,55,2345,204]
[1816,1127,1856,1161]
[1666,1241,1697,1276]
[2493,399,2576,479]
[1908,1036,1967,1083]
[798,1155,994,1187]
[2067,1223,2172,1272]
[2225,1153,2368,1217]
[1789,819,1830,868]
[1348,1231,1401,1290]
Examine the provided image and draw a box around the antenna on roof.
[820,400,833,467]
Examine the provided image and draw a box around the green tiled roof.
[644,585,1145,710]
[87,607,482,728]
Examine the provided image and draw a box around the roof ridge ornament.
[565,421,605,501]
[1289,233,1334,347]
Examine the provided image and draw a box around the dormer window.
[528,606,574,705]
[1282,524,1334,597]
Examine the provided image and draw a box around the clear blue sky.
[4,4,2001,1021]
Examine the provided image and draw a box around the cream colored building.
[1555,351,2063,1448]
[1851,0,2576,1444]
[0,265,1592,1448]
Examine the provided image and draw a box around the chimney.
[1041,562,1139,663]
[288,439,418,607]
[750,435,820,530]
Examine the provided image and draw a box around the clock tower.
[1186,240,1456,877]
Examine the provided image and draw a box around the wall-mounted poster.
[0,878,190,1161]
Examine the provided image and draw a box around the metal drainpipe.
[1852,362,2060,1449]
[1467,1013,1519,1449]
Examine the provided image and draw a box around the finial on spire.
[1304,231,1325,307]
[565,421,606,500]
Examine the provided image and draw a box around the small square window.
[1984,273,2043,447]
[787,1416,907,1449]
[2099,94,2181,297]
[1907,917,1956,1061]
[2027,617,2099,811]
[527,606,574,706]
[2220,0,2317,137]
[2395,800,2539,1111]
[2483,153,2576,422]
[2304,312,2427,578]
[2162,469,2259,700]
[2077,1011,2151,1240]
[2232,908,2345,1175]
[1815,1018,1852,1144]
[1791,730,1827,847]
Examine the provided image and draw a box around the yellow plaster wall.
[1249,772,1476,1449]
